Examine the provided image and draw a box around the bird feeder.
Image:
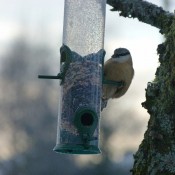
[39,0,106,154]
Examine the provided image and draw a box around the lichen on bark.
[106,0,175,174]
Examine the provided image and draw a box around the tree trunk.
[107,0,175,174]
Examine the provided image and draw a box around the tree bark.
[107,0,175,174]
[107,0,174,34]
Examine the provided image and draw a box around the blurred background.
[0,0,174,174]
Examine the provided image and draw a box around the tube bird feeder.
[39,0,106,154]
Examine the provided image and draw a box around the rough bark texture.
[107,0,175,174]
[107,0,174,34]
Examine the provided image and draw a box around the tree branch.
[106,0,174,34]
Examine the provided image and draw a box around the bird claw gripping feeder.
[38,0,119,154]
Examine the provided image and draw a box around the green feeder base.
[53,144,101,154]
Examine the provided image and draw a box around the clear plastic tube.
[63,0,106,56]
[54,0,106,154]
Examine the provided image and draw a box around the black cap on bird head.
[112,48,130,58]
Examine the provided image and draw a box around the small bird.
[102,48,134,100]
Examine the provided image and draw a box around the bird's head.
[111,48,132,64]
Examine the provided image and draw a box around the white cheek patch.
[114,54,130,63]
